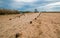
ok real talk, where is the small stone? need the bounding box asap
[9,19,12,20]
[35,18,37,20]
[30,21,32,24]
[15,33,22,38]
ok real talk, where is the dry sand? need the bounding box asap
[0,13,60,38]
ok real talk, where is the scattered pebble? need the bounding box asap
[30,21,32,24]
[15,33,22,38]
[35,18,37,20]
[9,18,12,20]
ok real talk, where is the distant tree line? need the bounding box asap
[34,9,39,13]
[0,8,39,15]
[20,9,39,13]
[0,8,20,15]
[20,11,33,13]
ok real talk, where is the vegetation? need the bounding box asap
[0,8,40,15]
[20,11,32,13]
[34,9,39,13]
[0,8,20,15]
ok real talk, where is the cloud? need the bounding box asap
[0,1,3,3]
[46,2,60,6]
[36,2,60,11]
[13,0,37,3]
[44,0,60,2]
[9,0,38,9]
[45,2,60,11]
[0,1,4,7]
[10,2,24,9]
[24,0,60,11]
[27,2,60,11]
[0,0,60,11]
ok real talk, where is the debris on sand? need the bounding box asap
[15,33,22,38]
[35,18,37,20]
[30,21,32,24]
[9,18,12,20]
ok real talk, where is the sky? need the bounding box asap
[0,0,60,11]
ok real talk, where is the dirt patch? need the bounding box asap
[0,13,60,38]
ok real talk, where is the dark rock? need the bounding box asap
[30,21,32,24]
[9,18,12,20]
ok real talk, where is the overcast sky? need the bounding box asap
[0,0,60,11]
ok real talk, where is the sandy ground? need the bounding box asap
[0,13,60,38]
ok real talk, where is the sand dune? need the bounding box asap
[0,13,60,38]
